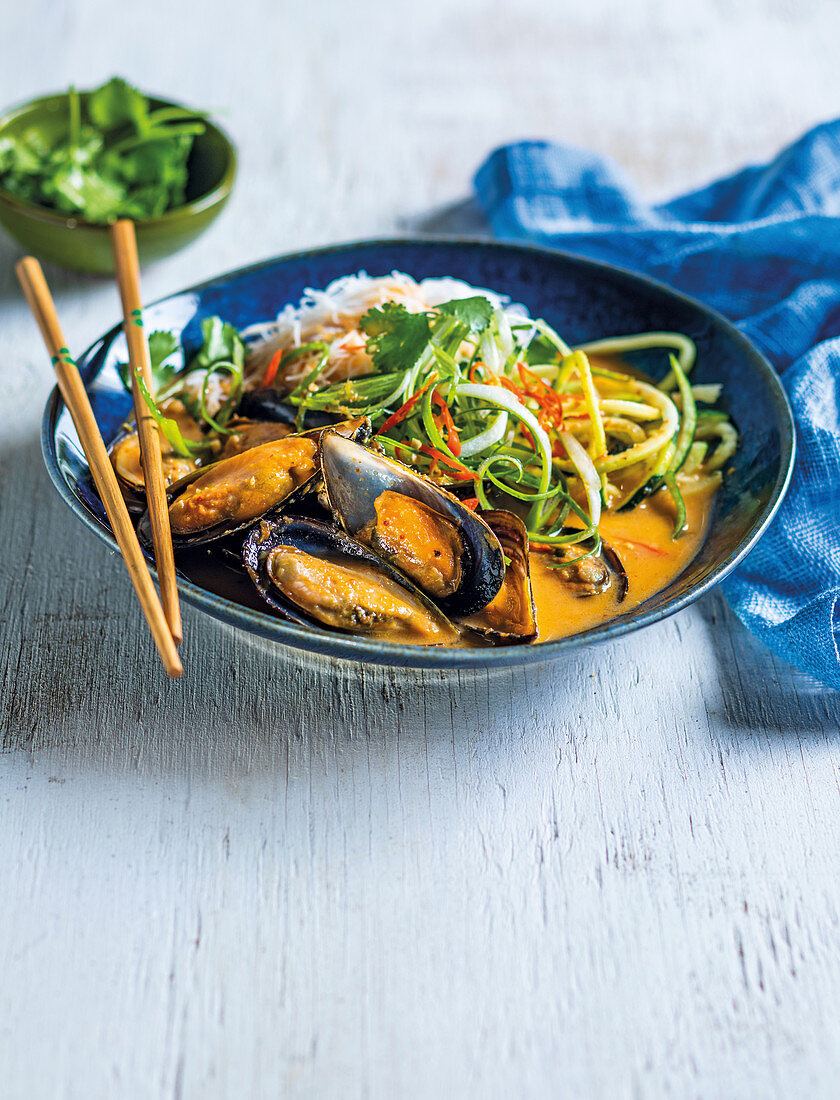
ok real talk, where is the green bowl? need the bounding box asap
[0,90,236,274]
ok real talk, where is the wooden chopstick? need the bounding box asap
[109,219,183,645]
[16,257,183,680]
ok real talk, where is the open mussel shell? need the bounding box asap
[108,421,205,513]
[137,418,372,550]
[319,432,504,618]
[243,515,460,646]
[457,510,537,644]
[137,436,318,550]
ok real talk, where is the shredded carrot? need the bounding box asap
[376,374,438,436]
[417,444,475,481]
[261,349,285,388]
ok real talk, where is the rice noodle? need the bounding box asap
[240,271,524,392]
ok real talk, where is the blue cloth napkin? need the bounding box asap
[474,124,840,690]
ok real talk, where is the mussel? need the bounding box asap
[243,516,459,646]
[237,387,339,429]
[541,540,628,602]
[319,432,505,617]
[108,400,208,508]
[458,510,537,643]
[219,417,294,458]
[138,418,371,549]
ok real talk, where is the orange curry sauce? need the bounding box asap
[528,479,717,642]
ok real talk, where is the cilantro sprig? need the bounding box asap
[0,77,206,223]
[119,315,246,458]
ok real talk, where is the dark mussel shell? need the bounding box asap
[601,541,629,603]
[137,419,372,551]
[319,432,504,618]
[242,515,459,644]
[458,510,537,643]
[237,387,339,430]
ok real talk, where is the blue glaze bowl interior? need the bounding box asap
[41,238,795,669]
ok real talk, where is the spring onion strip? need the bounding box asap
[531,527,598,547]
[458,409,509,459]
[532,319,573,358]
[421,388,452,458]
[530,495,598,545]
[475,456,568,504]
[199,361,242,434]
[286,345,330,400]
[558,430,601,527]
[134,369,213,459]
[545,533,604,570]
[288,352,331,429]
[456,383,553,528]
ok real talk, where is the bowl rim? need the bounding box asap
[0,88,237,229]
[40,235,796,669]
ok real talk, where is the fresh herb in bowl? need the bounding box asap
[0,77,206,223]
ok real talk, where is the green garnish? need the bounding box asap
[117,328,181,395]
[360,303,433,374]
[437,295,493,334]
[283,297,736,548]
[120,315,246,449]
[0,77,206,222]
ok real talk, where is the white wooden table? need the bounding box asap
[2,2,840,1096]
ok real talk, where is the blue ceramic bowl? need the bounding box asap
[41,238,795,669]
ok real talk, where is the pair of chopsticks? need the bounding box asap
[17,221,184,678]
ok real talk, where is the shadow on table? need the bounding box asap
[399,197,490,237]
[6,421,840,798]
[695,591,840,733]
[2,433,584,789]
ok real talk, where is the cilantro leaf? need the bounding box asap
[47,161,125,221]
[360,303,432,373]
[87,77,148,132]
[436,296,494,334]
[116,329,181,395]
[149,330,180,374]
[191,316,245,372]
